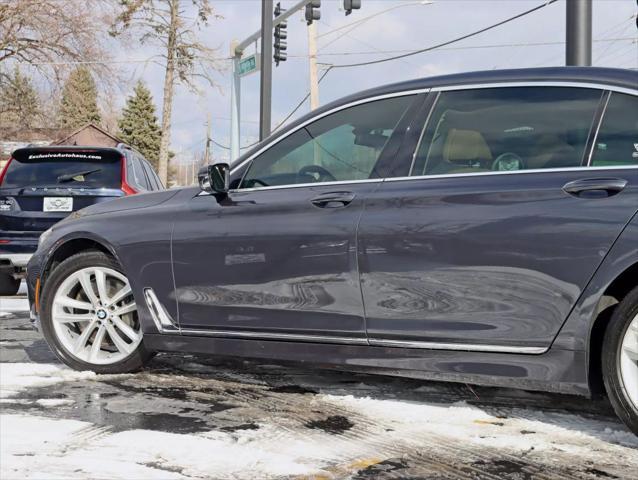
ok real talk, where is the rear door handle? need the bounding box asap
[310,191,356,208]
[562,178,627,197]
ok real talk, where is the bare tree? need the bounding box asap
[111,0,223,184]
[0,0,114,83]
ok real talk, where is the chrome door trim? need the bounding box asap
[179,328,370,345]
[586,91,612,166]
[368,338,547,354]
[385,165,638,184]
[152,323,547,354]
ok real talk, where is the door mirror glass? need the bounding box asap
[198,163,230,194]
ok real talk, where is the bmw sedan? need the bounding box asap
[26,67,638,434]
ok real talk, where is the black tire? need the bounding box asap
[0,273,20,296]
[602,285,638,435]
[40,250,153,374]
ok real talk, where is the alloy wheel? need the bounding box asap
[620,312,638,410]
[51,266,142,365]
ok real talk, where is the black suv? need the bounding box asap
[0,144,163,295]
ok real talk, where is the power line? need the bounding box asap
[284,37,635,58]
[323,0,560,69]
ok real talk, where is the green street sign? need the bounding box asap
[238,54,260,77]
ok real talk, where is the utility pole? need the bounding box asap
[307,21,320,110]
[566,0,592,66]
[230,40,241,162]
[204,113,212,164]
[260,0,274,141]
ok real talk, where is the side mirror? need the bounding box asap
[198,163,230,194]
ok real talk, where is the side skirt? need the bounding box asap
[143,333,590,397]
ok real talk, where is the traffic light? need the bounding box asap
[344,0,361,16]
[305,0,321,25]
[274,2,287,66]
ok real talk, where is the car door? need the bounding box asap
[358,85,638,351]
[171,94,418,340]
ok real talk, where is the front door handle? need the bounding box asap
[562,178,627,197]
[310,191,356,208]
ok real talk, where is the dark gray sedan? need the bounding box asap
[26,67,638,434]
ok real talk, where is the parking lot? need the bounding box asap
[0,286,637,480]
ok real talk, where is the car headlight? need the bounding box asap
[38,227,53,248]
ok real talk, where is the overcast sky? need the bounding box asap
[115,0,637,164]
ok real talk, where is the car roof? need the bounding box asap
[232,67,637,168]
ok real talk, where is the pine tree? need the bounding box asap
[59,66,101,129]
[0,68,41,130]
[118,81,162,170]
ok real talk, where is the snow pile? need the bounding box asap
[0,363,96,398]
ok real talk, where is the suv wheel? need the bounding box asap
[602,285,638,435]
[0,273,20,296]
[40,251,152,373]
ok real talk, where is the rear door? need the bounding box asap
[358,85,638,351]
[0,148,124,234]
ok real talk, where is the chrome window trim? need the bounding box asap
[229,177,382,193]
[430,81,637,96]
[408,91,440,176]
[387,165,638,183]
[586,91,612,167]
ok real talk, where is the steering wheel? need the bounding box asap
[297,164,337,183]
[492,152,525,172]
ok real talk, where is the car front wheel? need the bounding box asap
[40,251,152,373]
[602,285,638,435]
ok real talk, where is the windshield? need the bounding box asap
[1,150,121,189]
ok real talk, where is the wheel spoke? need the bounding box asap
[74,319,98,354]
[622,332,638,361]
[78,271,99,306]
[109,283,132,306]
[113,302,137,316]
[105,322,133,355]
[54,313,94,324]
[89,325,107,362]
[111,315,140,343]
[54,296,93,311]
[94,269,110,305]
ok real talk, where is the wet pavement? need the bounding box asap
[1,298,638,479]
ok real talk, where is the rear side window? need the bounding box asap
[128,156,150,191]
[591,93,638,167]
[1,150,121,189]
[141,160,160,190]
[411,87,602,176]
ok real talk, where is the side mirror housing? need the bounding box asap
[198,163,230,194]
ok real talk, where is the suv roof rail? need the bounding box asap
[117,143,133,151]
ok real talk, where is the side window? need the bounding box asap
[241,96,414,188]
[131,155,150,190]
[141,159,159,190]
[591,93,638,167]
[411,87,602,177]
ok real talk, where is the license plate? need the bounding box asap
[43,197,73,212]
